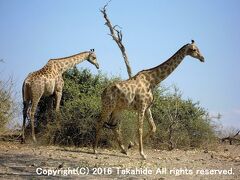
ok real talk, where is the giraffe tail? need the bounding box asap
[103,113,118,129]
[22,80,31,110]
[22,80,31,142]
[103,122,117,129]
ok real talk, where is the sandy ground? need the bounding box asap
[0,140,239,179]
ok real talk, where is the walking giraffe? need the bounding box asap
[93,40,204,159]
[22,49,99,143]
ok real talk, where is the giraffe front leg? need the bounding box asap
[138,108,146,160]
[113,125,127,155]
[143,108,156,141]
[55,78,63,112]
[55,90,62,112]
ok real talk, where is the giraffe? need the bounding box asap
[22,49,99,143]
[93,40,204,159]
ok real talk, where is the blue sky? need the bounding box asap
[0,0,239,128]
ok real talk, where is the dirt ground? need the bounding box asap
[0,140,239,179]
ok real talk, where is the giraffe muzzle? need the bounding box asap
[199,56,205,62]
[95,63,100,69]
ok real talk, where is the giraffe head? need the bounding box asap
[186,40,205,62]
[87,49,99,69]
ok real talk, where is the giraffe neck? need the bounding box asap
[146,44,188,89]
[48,51,90,74]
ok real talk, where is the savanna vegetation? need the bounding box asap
[27,67,217,150]
[0,0,226,151]
[0,76,18,133]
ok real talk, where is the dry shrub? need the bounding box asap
[31,68,216,150]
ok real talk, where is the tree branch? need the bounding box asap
[100,1,132,78]
[221,130,240,145]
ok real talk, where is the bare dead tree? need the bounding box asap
[100,1,132,78]
[221,130,240,145]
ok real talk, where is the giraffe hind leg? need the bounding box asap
[137,107,147,160]
[128,109,156,149]
[110,110,127,155]
[113,127,127,155]
[29,93,42,143]
[29,102,37,143]
[143,108,156,141]
[94,85,119,154]
[93,109,112,154]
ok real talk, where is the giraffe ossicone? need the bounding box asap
[93,40,204,159]
[22,50,99,143]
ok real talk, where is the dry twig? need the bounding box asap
[100,1,132,78]
[221,130,240,145]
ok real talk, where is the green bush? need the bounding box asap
[35,68,116,147]
[34,68,216,149]
[151,86,215,149]
[0,77,17,133]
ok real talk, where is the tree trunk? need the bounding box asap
[100,2,132,78]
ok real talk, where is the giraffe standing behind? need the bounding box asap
[93,40,205,159]
[22,49,99,143]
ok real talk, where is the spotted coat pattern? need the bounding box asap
[22,50,99,142]
[93,41,204,159]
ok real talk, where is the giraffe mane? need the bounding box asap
[138,43,189,74]
[48,51,90,61]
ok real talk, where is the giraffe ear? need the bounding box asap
[191,40,195,44]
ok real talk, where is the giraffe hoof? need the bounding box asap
[141,153,147,160]
[32,137,37,143]
[121,149,127,155]
[21,137,25,144]
[128,141,134,149]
